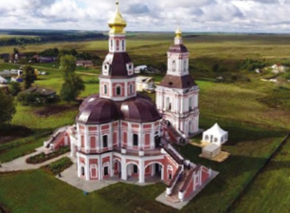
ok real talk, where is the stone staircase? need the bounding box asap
[167,168,192,203]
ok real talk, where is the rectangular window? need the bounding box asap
[133,134,139,146]
[104,166,109,176]
[103,135,108,148]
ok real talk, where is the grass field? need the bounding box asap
[232,137,290,213]
[1,33,290,213]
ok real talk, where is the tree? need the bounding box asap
[13,47,19,54]
[9,82,21,96]
[60,55,77,78]
[60,55,85,103]
[0,90,16,126]
[61,74,85,103]
[22,65,36,90]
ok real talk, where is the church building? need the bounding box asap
[46,1,214,204]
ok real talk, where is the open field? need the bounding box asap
[0,33,290,213]
[232,137,290,213]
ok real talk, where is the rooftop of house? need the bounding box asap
[24,87,56,96]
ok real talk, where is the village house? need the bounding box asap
[76,60,94,67]
[9,53,27,63]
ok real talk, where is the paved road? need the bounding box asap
[0,147,70,172]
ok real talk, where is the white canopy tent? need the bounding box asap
[202,123,228,146]
[0,76,7,84]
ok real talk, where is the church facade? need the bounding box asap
[47,2,214,204]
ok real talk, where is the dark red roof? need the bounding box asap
[79,94,100,112]
[77,98,119,125]
[77,93,161,125]
[159,74,196,89]
[168,44,188,53]
[120,97,161,123]
[100,52,136,79]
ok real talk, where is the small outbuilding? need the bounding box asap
[202,123,228,146]
[202,143,221,159]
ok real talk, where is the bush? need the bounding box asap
[239,59,267,71]
[17,92,43,106]
[17,92,59,106]
[26,146,70,164]
[9,82,21,96]
[44,157,73,175]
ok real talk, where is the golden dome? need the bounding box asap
[108,1,127,34]
[175,26,182,38]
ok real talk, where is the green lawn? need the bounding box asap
[232,137,290,213]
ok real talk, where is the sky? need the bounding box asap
[0,0,289,33]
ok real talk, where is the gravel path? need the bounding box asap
[0,147,70,172]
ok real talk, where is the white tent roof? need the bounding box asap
[0,76,7,83]
[204,123,228,136]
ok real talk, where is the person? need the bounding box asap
[58,173,62,178]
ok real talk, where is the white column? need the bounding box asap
[180,96,184,114]
[110,153,114,177]
[85,157,90,181]
[139,125,142,150]
[150,123,154,149]
[85,126,89,152]
[98,155,102,180]
[139,160,145,184]
[121,157,127,180]
[128,123,132,149]
[77,156,81,177]
[109,123,113,150]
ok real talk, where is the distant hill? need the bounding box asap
[0,30,107,47]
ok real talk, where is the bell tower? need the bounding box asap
[156,27,200,138]
[99,0,136,101]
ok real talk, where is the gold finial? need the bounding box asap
[175,26,182,38]
[108,0,127,34]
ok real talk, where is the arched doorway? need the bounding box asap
[126,162,139,181]
[113,159,122,178]
[144,162,164,183]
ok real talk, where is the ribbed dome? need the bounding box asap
[77,98,119,125]
[120,97,161,123]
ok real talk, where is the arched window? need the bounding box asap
[166,97,171,111]
[205,135,209,141]
[104,84,108,95]
[116,86,121,96]
[133,134,139,146]
[130,84,133,95]
[172,60,176,72]
[122,40,125,50]
[103,135,108,148]
[110,39,113,50]
[189,97,193,111]
[116,39,120,51]
[184,60,187,72]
